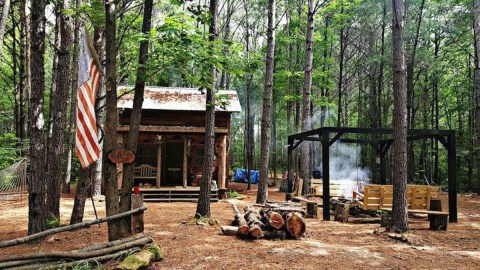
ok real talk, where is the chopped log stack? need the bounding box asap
[223,202,306,240]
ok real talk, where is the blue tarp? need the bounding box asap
[233,168,259,184]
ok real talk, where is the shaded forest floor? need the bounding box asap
[0,182,480,269]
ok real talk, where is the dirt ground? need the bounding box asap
[1,183,480,269]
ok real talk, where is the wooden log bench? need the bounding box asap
[380,208,449,230]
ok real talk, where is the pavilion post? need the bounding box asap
[447,134,457,222]
[287,138,294,193]
[322,131,330,221]
[380,146,387,185]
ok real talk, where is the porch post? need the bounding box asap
[156,139,162,188]
[218,135,227,189]
[183,137,188,188]
[322,131,330,221]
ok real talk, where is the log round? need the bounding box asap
[285,212,306,239]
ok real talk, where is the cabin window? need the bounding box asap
[136,146,156,167]
[194,147,205,166]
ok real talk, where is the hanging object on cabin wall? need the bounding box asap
[108,146,136,164]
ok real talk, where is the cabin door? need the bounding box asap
[164,142,184,186]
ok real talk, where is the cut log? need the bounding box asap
[285,212,306,239]
[249,224,264,238]
[118,243,163,270]
[429,215,448,231]
[0,207,147,249]
[221,225,241,236]
[230,203,249,235]
[334,203,350,223]
[285,193,294,201]
[263,211,284,229]
[306,202,318,218]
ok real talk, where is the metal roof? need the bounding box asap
[117,86,242,112]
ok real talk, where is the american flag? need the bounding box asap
[75,27,101,168]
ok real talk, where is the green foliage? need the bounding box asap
[0,133,20,171]
[45,213,61,229]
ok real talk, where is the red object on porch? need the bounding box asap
[134,187,140,195]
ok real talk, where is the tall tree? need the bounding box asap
[28,0,47,235]
[256,0,276,204]
[46,0,72,220]
[300,0,315,195]
[474,0,480,194]
[391,0,409,232]
[243,0,254,190]
[196,0,218,217]
[0,0,11,62]
[119,0,154,236]
[104,0,121,241]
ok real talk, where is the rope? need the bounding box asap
[0,159,27,199]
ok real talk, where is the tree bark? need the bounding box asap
[391,0,409,232]
[70,168,90,224]
[28,0,47,235]
[0,0,11,61]
[64,0,81,194]
[474,0,480,194]
[104,0,121,241]
[256,0,276,204]
[119,0,154,237]
[300,0,315,195]
[46,0,72,219]
[196,0,218,217]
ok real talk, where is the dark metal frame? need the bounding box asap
[287,127,457,223]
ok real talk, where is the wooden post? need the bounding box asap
[156,141,162,188]
[447,134,457,222]
[183,137,188,188]
[322,131,330,221]
[131,194,144,234]
[218,135,227,189]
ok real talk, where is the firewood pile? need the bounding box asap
[221,202,306,240]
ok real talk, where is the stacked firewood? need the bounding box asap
[221,202,306,240]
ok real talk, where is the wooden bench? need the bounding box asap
[134,164,157,180]
[354,184,441,211]
[380,208,449,230]
[310,178,358,197]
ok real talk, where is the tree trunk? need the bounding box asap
[337,1,345,127]
[46,0,72,220]
[118,0,154,238]
[256,0,276,204]
[0,0,11,61]
[104,0,121,241]
[196,0,218,217]
[474,0,480,194]
[64,0,81,194]
[70,168,90,224]
[300,0,315,195]
[243,0,253,190]
[28,0,47,235]
[391,0,409,232]
[406,0,425,181]
[92,25,106,197]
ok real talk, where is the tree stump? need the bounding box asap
[334,203,350,223]
[429,199,447,230]
[218,188,228,200]
[380,213,392,228]
[285,193,294,201]
[306,202,318,218]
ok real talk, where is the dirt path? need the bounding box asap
[0,183,479,269]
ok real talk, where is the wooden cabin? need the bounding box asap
[116,86,241,191]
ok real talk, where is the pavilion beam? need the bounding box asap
[287,139,294,193]
[328,131,345,146]
[447,134,457,222]
[322,131,330,221]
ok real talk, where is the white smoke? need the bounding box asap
[314,143,371,199]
